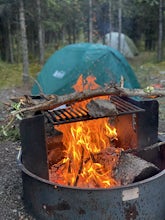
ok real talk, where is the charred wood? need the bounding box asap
[113,152,160,185]
[47,133,65,166]
[87,99,118,118]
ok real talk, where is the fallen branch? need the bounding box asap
[11,85,165,116]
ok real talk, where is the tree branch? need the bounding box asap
[11,86,165,116]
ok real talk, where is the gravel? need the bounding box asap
[0,141,35,220]
[0,88,36,220]
[0,87,164,220]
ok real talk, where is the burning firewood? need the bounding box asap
[93,147,122,171]
[113,152,160,185]
[48,147,66,166]
[47,131,66,166]
[74,146,84,186]
[86,99,118,118]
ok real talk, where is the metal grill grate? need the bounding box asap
[44,96,144,125]
[110,96,144,114]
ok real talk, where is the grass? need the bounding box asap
[0,61,42,89]
[128,52,165,88]
[0,45,60,90]
[0,62,22,88]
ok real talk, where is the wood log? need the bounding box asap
[113,152,160,185]
[48,147,65,166]
[46,131,65,166]
[93,147,122,169]
[86,99,118,118]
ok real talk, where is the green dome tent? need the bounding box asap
[32,43,140,95]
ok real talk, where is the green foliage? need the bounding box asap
[0,125,20,141]
[0,100,21,138]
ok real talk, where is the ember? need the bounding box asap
[49,75,123,188]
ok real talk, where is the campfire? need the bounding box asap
[49,118,122,188]
[48,75,122,188]
[47,75,159,188]
[18,74,165,220]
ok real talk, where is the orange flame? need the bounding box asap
[49,75,122,188]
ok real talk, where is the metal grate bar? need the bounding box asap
[110,96,144,115]
[79,106,89,114]
[73,107,88,116]
[64,108,77,118]
[52,110,65,120]
[44,96,145,125]
[58,109,72,119]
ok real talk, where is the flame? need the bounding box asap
[49,75,122,188]
[72,75,100,92]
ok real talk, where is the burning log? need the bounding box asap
[113,152,160,185]
[93,147,122,170]
[47,131,66,166]
[74,146,84,186]
[86,99,118,118]
[48,147,65,166]
[48,142,160,187]
[46,130,63,150]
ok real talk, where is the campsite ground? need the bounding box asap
[0,88,36,220]
[0,52,165,219]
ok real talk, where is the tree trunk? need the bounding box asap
[108,0,112,46]
[19,0,29,84]
[72,21,76,43]
[118,0,122,52]
[89,0,93,43]
[8,19,14,63]
[157,0,163,62]
[62,27,66,45]
[36,0,45,65]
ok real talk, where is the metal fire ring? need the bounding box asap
[17,147,165,220]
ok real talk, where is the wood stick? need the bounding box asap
[10,86,165,116]
[74,146,84,186]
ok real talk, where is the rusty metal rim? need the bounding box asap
[17,149,165,191]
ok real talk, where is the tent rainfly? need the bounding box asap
[105,32,139,59]
[32,43,140,96]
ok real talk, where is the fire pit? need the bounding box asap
[18,76,165,219]
[18,98,165,220]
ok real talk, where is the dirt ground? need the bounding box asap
[0,86,165,220]
[0,88,36,220]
